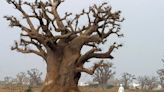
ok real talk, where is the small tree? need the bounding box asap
[157,69,164,89]
[137,76,146,89]
[27,68,42,86]
[144,76,158,90]
[4,76,13,88]
[16,72,29,92]
[121,72,135,89]
[16,72,29,86]
[93,61,115,88]
[157,59,164,89]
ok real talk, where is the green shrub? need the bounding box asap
[25,86,32,92]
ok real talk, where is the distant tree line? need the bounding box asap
[0,68,42,91]
[89,59,164,91]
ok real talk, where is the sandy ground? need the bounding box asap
[0,86,163,92]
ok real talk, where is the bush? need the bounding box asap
[106,85,114,89]
[25,86,32,92]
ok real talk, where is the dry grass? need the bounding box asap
[0,86,163,92]
[80,87,164,92]
[0,86,40,92]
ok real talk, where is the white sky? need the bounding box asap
[0,0,164,82]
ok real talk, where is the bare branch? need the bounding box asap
[76,47,101,66]
[51,0,66,34]
[77,60,108,75]
[11,41,46,59]
[77,43,122,66]
[5,0,123,67]
[20,39,47,58]
[11,1,35,31]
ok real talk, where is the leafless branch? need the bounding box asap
[77,60,107,75]
[77,43,122,67]
[11,41,47,59]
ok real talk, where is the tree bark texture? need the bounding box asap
[41,45,81,92]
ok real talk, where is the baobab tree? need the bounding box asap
[5,0,124,92]
[93,61,115,88]
[121,72,135,89]
[27,68,43,86]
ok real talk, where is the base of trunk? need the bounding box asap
[41,72,81,92]
[41,84,80,92]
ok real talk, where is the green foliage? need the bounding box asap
[25,86,33,92]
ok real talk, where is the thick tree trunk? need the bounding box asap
[41,70,81,92]
[41,46,81,92]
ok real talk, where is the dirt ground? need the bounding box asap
[0,86,163,92]
[80,87,164,92]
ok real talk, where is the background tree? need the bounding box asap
[27,68,43,86]
[121,72,135,89]
[16,72,29,92]
[5,0,123,92]
[157,59,164,89]
[93,61,115,88]
[144,76,158,90]
[16,72,29,86]
[137,76,147,89]
[4,76,13,88]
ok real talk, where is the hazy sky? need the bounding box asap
[0,0,164,82]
